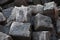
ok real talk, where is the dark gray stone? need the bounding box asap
[58,39,60,40]
[33,31,51,40]
[0,32,13,40]
[0,12,6,22]
[41,0,52,4]
[33,0,42,4]
[0,21,12,34]
[34,13,53,31]
[43,1,58,19]
[0,0,8,5]
[3,2,14,9]
[14,0,28,6]
[28,4,43,14]
[9,22,31,40]
[2,7,14,18]
[57,17,60,34]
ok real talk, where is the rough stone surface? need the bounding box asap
[57,17,60,34]
[0,21,12,34]
[15,6,32,22]
[14,0,28,6]
[33,31,51,40]
[34,13,53,31]
[41,0,52,4]
[43,1,58,19]
[0,12,6,22]
[0,32,13,40]
[9,22,31,37]
[33,0,42,5]
[29,4,43,14]
[2,7,14,18]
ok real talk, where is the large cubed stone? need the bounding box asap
[16,6,32,22]
[33,31,51,40]
[9,22,31,40]
[43,1,58,20]
[0,32,13,40]
[34,13,53,31]
[29,4,43,14]
[2,7,14,18]
[7,6,32,23]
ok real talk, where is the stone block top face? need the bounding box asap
[9,22,31,37]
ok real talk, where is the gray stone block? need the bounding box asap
[33,0,42,4]
[14,0,28,6]
[34,13,53,31]
[16,6,32,22]
[9,22,31,40]
[0,32,13,40]
[43,1,58,19]
[7,6,32,23]
[0,12,6,22]
[41,0,52,4]
[33,31,51,40]
[2,7,14,18]
[57,17,60,35]
[28,4,43,14]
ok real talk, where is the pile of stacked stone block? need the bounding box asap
[0,0,60,40]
